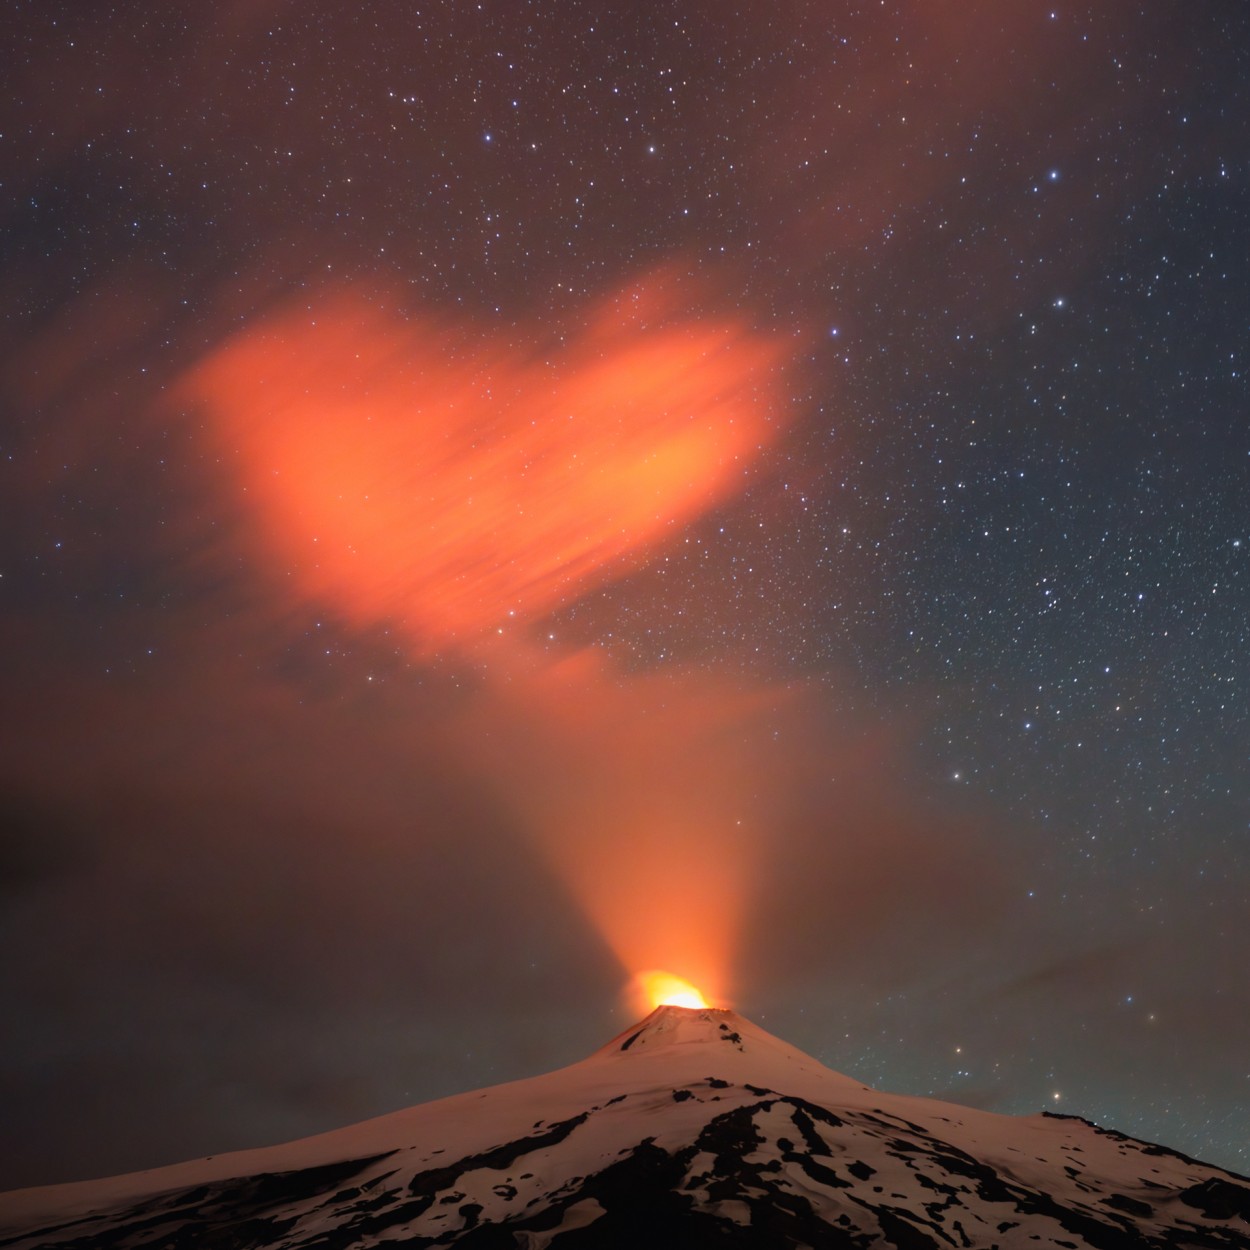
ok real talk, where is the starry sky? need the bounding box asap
[2,1,1248,1191]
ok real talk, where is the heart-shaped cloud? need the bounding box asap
[180,272,788,654]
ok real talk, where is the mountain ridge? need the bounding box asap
[2,1005,1247,1248]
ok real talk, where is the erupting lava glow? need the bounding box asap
[638,970,711,1011]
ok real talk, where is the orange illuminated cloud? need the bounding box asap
[180,274,787,653]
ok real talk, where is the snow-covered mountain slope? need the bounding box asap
[2,1005,1248,1247]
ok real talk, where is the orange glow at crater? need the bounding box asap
[638,970,710,1011]
[179,273,787,653]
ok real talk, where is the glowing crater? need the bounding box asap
[638,970,710,1010]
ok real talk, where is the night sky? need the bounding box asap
[3,2,1248,1191]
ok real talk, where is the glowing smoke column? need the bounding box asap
[179,273,793,1002]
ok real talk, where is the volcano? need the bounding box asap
[2,1005,1247,1248]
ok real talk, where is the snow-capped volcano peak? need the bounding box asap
[591,1003,839,1079]
[3,1007,1249,1248]
[596,1004,757,1055]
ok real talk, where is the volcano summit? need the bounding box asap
[1,1005,1247,1248]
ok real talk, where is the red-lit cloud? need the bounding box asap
[179,274,787,654]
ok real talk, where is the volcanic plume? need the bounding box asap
[173,271,799,998]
